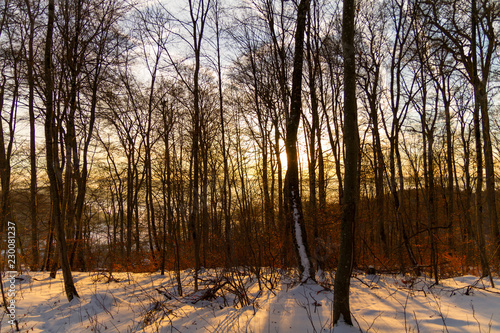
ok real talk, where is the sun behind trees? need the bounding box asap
[1,0,499,314]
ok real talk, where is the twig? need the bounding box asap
[471,303,481,332]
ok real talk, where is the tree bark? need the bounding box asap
[214,0,232,266]
[284,0,314,283]
[44,0,79,301]
[333,0,357,326]
[186,0,210,291]
[471,0,493,285]
[24,0,39,270]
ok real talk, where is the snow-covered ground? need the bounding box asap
[1,269,499,332]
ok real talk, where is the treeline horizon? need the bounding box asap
[1,0,500,294]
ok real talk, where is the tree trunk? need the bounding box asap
[25,0,39,270]
[306,15,319,252]
[214,0,232,266]
[471,0,492,285]
[478,85,499,258]
[440,71,454,249]
[0,74,13,233]
[284,0,314,283]
[44,0,79,301]
[333,0,357,326]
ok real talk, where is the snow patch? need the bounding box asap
[292,190,311,282]
[6,271,500,332]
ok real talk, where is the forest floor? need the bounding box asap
[1,269,499,332]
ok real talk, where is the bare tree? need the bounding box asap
[418,0,499,283]
[22,0,43,270]
[133,2,172,259]
[357,0,388,255]
[382,0,419,273]
[43,0,79,301]
[212,0,232,266]
[159,0,212,291]
[285,0,315,282]
[333,0,357,325]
